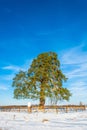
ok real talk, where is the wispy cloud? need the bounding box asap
[1,59,32,81]
[69,82,87,104]
[2,65,21,71]
[60,44,87,79]
[66,63,87,79]
[61,44,87,65]
[2,59,32,72]
[0,84,9,91]
[60,44,87,104]
[69,81,87,93]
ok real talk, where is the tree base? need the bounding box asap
[38,105,45,112]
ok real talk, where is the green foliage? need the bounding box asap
[12,52,71,106]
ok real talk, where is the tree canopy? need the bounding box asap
[12,52,71,107]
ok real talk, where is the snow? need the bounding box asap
[0,110,87,130]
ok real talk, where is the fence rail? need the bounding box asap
[0,105,86,113]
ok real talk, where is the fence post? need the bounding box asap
[28,102,32,113]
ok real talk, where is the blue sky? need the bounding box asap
[0,0,87,105]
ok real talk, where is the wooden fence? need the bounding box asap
[0,105,86,113]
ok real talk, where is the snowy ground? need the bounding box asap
[0,110,87,130]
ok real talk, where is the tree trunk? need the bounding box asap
[39,97,45,108]
[39,89,45,109]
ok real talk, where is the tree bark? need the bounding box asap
[39,85,45,109]
[39,97,45,108]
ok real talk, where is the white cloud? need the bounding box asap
[1,59,33,81]
[2,59,32,72]
[60,44,87,80]
[2,65,21,71]
[68,82,87,104]
[61,44,87,65]
[66,64,87,79]
[0,84,9,91]
[59,44,87,104]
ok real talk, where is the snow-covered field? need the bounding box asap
[0,110,87,130]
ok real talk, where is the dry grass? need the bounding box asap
[42,119,49,122]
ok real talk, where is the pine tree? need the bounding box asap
[12,52,71,107]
